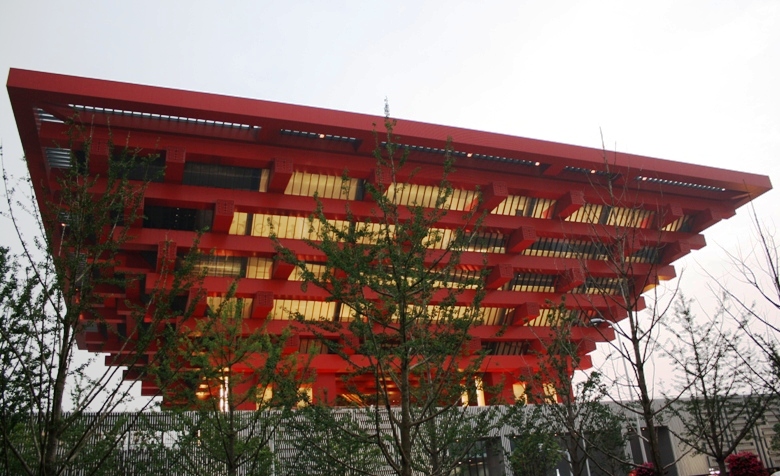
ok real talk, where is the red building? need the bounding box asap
[7,68,771,407]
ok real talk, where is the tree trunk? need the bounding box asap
[717,458,727,476]
[400,356,412,476]
[634,340,664,476]
[44,322,72,476]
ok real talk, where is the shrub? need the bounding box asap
[634,462,654,476]
[725,451,768,476]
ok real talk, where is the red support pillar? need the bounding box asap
[212,199,235,233]
[87,138,109,175]
[507,226,537,253]
[313,373,338,405]
[653,203,683,229]
[164,147,186,183]
[187,287,208,317]
[156,241,177,273]
[482,372,518,405]
[486,263,514,290]
[250,291,274,319]
[272,257,295,280]
[553,190,585,219]
[556,268,585,293]
[469,181,508,213]
[268,158,294,193]
[511,302,540,325]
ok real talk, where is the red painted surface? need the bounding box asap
[7,68,772,406]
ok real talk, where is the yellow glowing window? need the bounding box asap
[462,377,486,407]
[385,183,476,211]
[229,213,351,239]
[492,195,555,219]
[543,383,558,401]
[290,264,327,281]
[256,386,273,410]
[297,386,313,407]
[245,257,273,279]
[206,297,253,319]
[285,172,358,200]
[269,299,337,321]
[229,212,249,235]
[565,203,603,224]
[607,207,653,228]
[479,308,507,326]
[662,215,692,232]
[525,308,562,327]
[513,383,527,403]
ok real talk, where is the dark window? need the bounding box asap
[144,205,213,231]
[183,162,262,190]
[120,154,165,182]
[457,438,505,476]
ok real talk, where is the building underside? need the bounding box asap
[7,68,772,407]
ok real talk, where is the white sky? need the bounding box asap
[2,0,779,401]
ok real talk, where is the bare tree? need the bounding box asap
[715,205,780,391]
[663,295,775,476]
[569,147,689,476]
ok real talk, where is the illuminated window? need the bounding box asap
[206,297,253,319]
[513,383,527,403]
[218,370,229,412]
[285,172,359,200]
[270,299,338,321]
[565,203,604,224]
[385,183,476,211]
[193,255,247,278]
[662,215,692,232]
[256,386,273,410]
[492,195,555,219]
[525,308,561,327]
[607,206,653,228]
[298,386,313,407]
[228,213,352,240]
[245,257,273,279]
[462,376,486,407]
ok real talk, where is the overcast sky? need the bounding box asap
[2,1,779,398]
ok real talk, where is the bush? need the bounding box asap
[725,451,768,476]
[633,462,654,476]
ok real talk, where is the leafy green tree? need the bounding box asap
[507,404,561,476]
[664,296,775,476]
[0,131,199,475]
[147,293,306,476]
[280,404,384,476]
[276,109,513,476]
